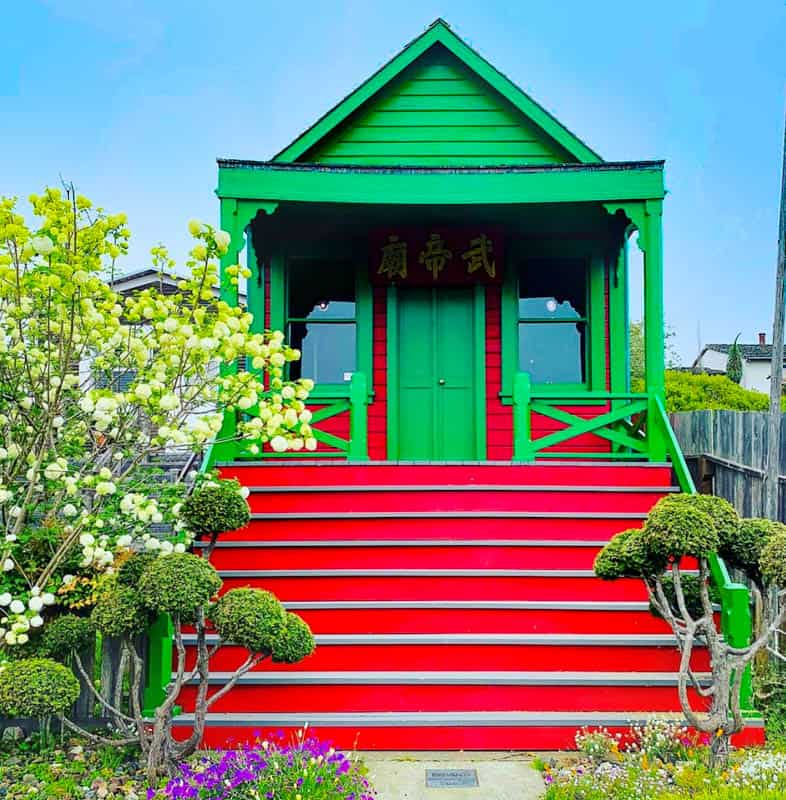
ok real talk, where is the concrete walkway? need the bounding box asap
[362,751,546,800]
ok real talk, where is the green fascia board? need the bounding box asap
[216,161,665,206]
[271,19,602,165]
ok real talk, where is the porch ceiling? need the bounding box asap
[216,160,665,207]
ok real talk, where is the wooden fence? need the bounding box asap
[670,410,786,521]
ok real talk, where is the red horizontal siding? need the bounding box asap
[369,287,387,459]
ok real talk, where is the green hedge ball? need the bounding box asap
[0,658,80,717]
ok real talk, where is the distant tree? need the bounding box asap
[727,334,743,384]
[629,321,681,383]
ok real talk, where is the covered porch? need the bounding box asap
[213,160,670,464]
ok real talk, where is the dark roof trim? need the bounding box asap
[217,159,664,175]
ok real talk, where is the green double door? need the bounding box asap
[396,288,480,460]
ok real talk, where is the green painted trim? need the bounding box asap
[356,262,373,394]
[500,262,518,402]
[609,245,628,395]
[531,398,648,452]
[512,372,532,461]
[348,371,370,461]
[312,428,349,450]
[277,254,371,399]
[642,202,666,461]
[504,251,600,397]
[530,402,647,452]
[307,385,351,400]
[386,288,399,460]
[271,19,601,164]
[588,253,606,392]
[531,390,647,400]
[142,612,173,716]
[246,234,265,385]
[473,285,487,459]
[309,400,352,424]
[212,199,241,464]
[217,162,665,206]
[270,253,285,332]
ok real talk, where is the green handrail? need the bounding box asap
[142,443,216,716]
[653,396,753,709]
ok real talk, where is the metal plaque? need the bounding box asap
[425,768,479,788]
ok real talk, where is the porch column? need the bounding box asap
[641,199,666,460]
[214,199,275,462]
[212,198,243,462]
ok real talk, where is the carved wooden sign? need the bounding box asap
[370,229,504,286]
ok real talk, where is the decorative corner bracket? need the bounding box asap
[602,200,663,255]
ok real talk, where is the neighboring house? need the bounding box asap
[693,333,785,393]
[109,268,247,304]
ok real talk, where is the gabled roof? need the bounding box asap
[702,343,783,362]
[272,18,602,165]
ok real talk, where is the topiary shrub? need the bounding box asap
[91,579,152,638]
[181,479,250,539]
[722,518,784,582]
[759,532,786,587]
[0,658,80,717]
[41,614,94,661]
[643,495,720,559]
[138,553,221,617]
[272,612,316,664]
[649,574,721,621]
[689,495,740,553]
[594,528,667,580]
[117,551,159,588]
[211,588,286,653]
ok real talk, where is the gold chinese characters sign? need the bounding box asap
[370,229,504,286]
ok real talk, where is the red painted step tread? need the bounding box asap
[175,683,706,714]
[225,517,646,541]
[217,574,652,602]
[183,644,710,673]
[260,607,674,635]
[219,463,673,488]
[244,490,668,514]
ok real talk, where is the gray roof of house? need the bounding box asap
[704,343,782,362]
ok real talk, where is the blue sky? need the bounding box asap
[2,0,784,362]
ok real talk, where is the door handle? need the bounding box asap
[438,379,446,386]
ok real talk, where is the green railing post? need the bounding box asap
[641,201,667,462]
[142,612,173,716]
[348,371,369,461]
[513,372,533,462]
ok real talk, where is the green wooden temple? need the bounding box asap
[168,19,757,750]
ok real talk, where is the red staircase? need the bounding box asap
[173,461,758,749]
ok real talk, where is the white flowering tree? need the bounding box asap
[0,187,315,646]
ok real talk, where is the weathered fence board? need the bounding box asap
[671,410,786,520]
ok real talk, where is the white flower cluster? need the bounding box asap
[0,587,56,645]
[725,750,786,792]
